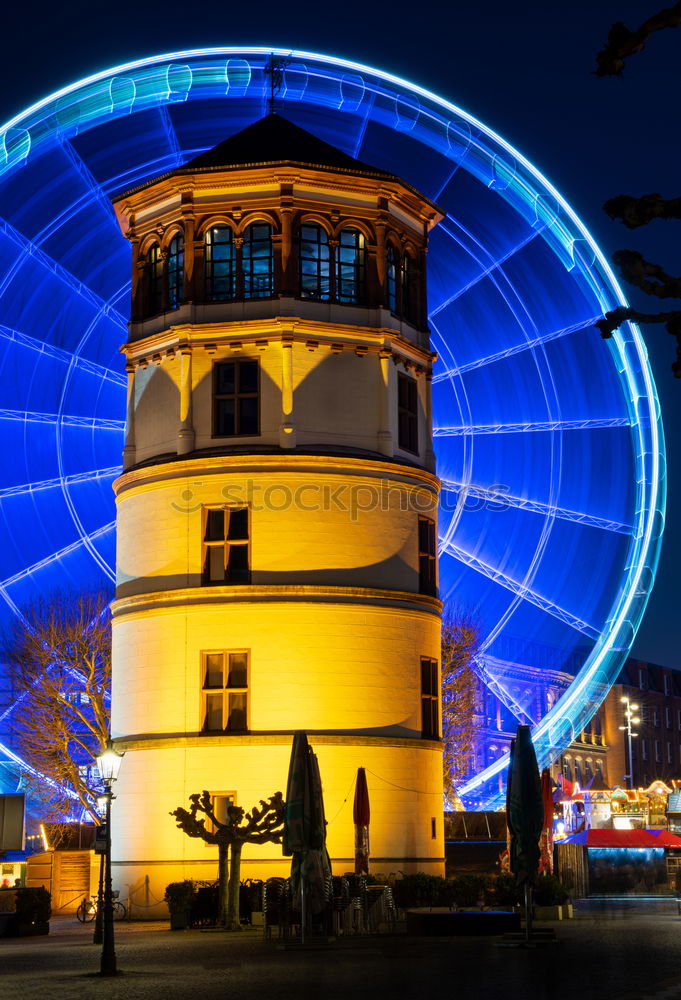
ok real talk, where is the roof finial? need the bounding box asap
[264,53,291,115]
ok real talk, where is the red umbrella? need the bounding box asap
[353,767,370,875]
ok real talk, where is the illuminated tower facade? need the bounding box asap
[110,115,444,909]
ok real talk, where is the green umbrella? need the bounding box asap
[506,725,544,942]
[283,732,330,941]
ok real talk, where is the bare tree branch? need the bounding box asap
[595,2,681,76]
[441,610,481,807]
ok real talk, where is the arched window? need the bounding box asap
[242,223,273,299]
[402,251,415,322]
[574,759,582,784]
[336,227,365,304]
[167,233,184,309]
[147,243,163,315]
[205,226,236,301]
[299,224,330,300]
[386,243,398,312]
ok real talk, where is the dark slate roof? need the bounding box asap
[179,113,395,179]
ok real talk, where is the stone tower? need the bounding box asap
[110,115,444,911]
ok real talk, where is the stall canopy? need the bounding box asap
[562,829,678,848]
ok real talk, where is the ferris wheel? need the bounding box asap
[0,49,664,808]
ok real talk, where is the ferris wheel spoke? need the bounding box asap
[157,105,184,166]
[432,315,602,382]
[0,409,124,430]
[434,416,631,436]
[55,136,122,235]
[351,92,376,159]
[0,467,120,501]
[0,216,127,328]
[0,520,116,590]
[440,536,600,640]
[441,479,631,534]
[0,322,126,387]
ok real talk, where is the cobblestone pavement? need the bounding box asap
[1,906,681,1000]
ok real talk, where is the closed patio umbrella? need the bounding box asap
[353,767,370,875]
[506,725,544,942]
[283,732,330,942]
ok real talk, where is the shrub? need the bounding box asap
[392,873,447,908]
[533,874,569,906]
[164,881,195,913]
[451,874,488,908]
[14,887,51,925]
[486,873,521,907]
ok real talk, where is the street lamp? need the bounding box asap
[619,696,640,790]
[95,740,124,977]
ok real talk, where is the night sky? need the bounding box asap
[1,0,678,666]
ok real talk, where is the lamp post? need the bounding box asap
[619,696,640,790]
[95,741,124,977]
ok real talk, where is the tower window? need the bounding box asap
[202,507,250,585]
[398,373,418,453]
[418,516,437,597]
[335,227,365,304]
[147,243,163,315]
[214,360,259,437]
[299,224,330,300]
[242,223,274,299]
[421,657,439,739]
[202,651,248,732]
[402,252,415,322]
[206,225,236,301]
[386,244,398,312]
[167,233,184,309]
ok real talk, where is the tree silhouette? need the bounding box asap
[441,610,481,807]
[171,790,284,929]
[594,4,681,376]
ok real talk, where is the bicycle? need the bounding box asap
[76,891,126,922]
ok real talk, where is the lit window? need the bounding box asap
[214,360,259,437]
[242,223,274,299]
[299,224,330,300]
[205,226,236,301]
[202,507,250,585]
[401,252,415,322]
[147,243,163,314]
[398,373,418,453]
[205,793,237,835]
[202,651,248,732]
[418,516,437,597]
[574,759,582,784]
[421,657,439,739]
[386,244,398,312]
[167,233,184,309]
[335,228,365,304]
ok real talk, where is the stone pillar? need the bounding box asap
[177,345,195,455]
[123,363,136,470]
[279,335,296,448]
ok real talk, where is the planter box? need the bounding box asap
[534,905,564,921]
[250,911,264,927]
[169,911,190,931]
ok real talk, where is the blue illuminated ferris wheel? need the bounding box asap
[0,49,664,808]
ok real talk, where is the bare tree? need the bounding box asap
[3,591,111,822]
[594,5,681,376]
[170,790,284,929]
[441,611,481,807]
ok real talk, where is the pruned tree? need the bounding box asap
[170,790,284,929]
[3,591,111,822]
[441,611,481,808]
[594,5,681,376]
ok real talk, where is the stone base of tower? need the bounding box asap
[111,736,444,919]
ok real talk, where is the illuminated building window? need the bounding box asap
[299,224,330,300]
[386,244,398,312]
[205,792,237,834]
[205,225,236,301]
[398,373,418,453]
[562,757,571,780]
[214,360,259,437]
[335,228,365,304]
[147,243,163,314]
[202,507,250,585]
[418,516,437,597]
[242,222,274,299]
[574,759,582,784]
[201,651,248,732]
[401,252,415,322]
[421,657,439,739]
[167,233,184,309]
